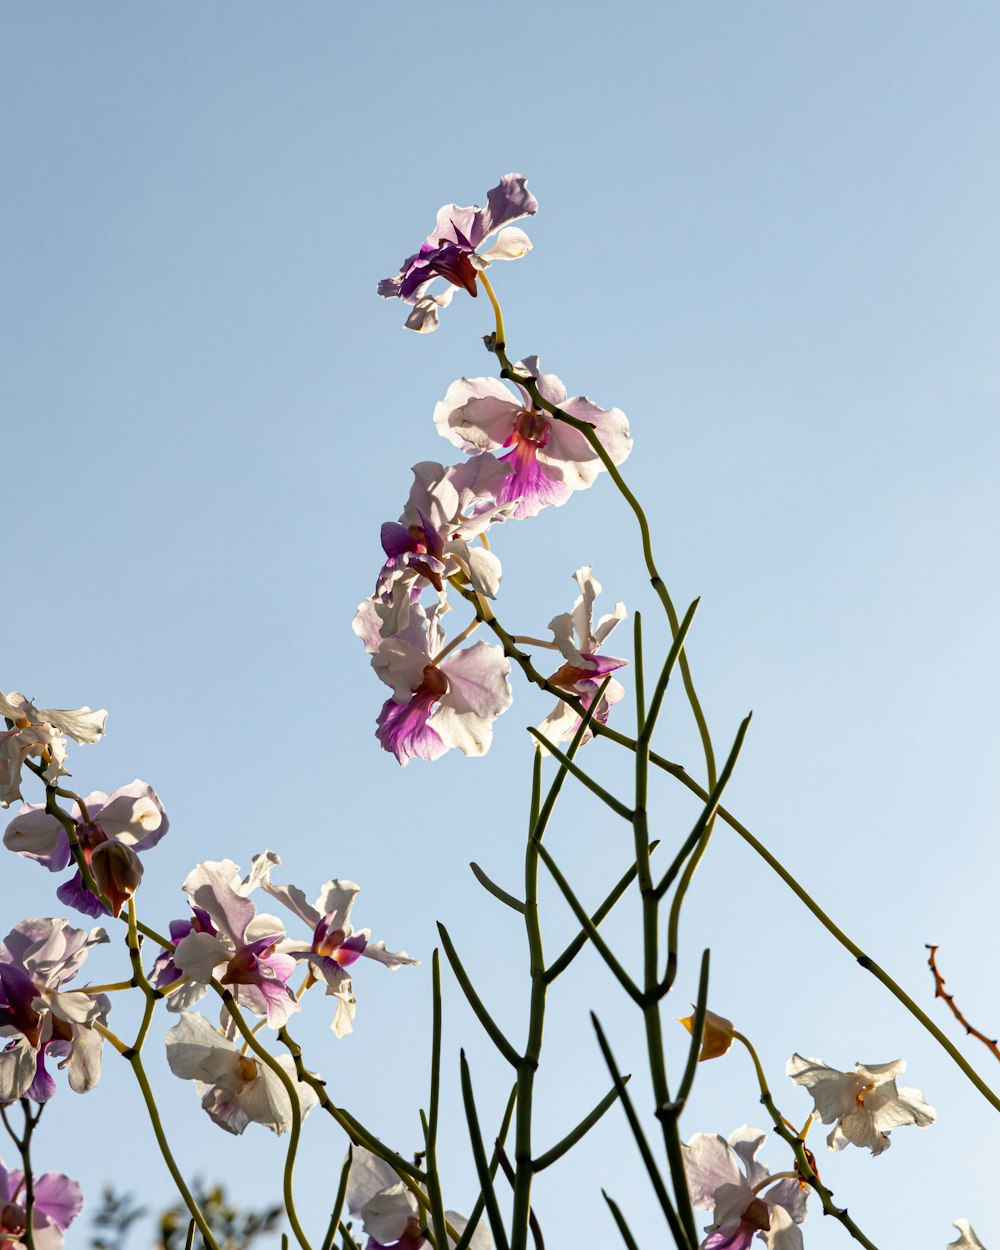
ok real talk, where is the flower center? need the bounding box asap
[419,665,450,701]
[0,1202,26,1236]
[513,408,551,449]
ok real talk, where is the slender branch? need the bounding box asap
[452,1085,517,1250]
[424,951,450,1250]
[460,1051,511,1250]
[533,1077,631,1171]
[602,1191,642,1250]
[926,944,1000,1062]
[527,728,633,820]
[496,1145,544,1250]
[470,862,525,914]
[437,922,521,1068]
[320,1153,352,1250]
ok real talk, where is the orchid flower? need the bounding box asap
[950,1220,987,1249]
[684,1126,808,1250]
[0,1157,82,1250]
[375,456,516,637]
[0,919,109,1103]
[433,358,632,519]
[0,692,107,809]
[154,857,298,1028]
[786,1054,935,1155]
[164,1012,317,1136]
[535,567,628,748]
[378,174,537,333]
[254,853,417,1037]
[4,781,168,918]
[345,1147,492,1249]
[355,599,512,766]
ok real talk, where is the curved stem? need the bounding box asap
[213,985,313,1250]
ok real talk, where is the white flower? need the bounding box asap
[536,567,627,749]
[164,1012,316,1135]
[0,692,107,808]
[345,1147,492,1248]
[786,1054,935,1155]
[684,1126,807,1250]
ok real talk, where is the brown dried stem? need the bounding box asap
[926,944,1000,1062]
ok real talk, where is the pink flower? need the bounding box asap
[355,600,512,766]
[378,174,537,333]
[0,1157,83,1250]
[433,358,632,519]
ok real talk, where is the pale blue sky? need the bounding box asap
[3,4,1000,1247]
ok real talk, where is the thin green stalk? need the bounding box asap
[320,1154,352,1250]
[591,1014,691,1250]
[534,840,642,1005]
[673,949,710,1109]
[735,1032,880,1250]
[532,1078,630,1171]
[339,1223,361,1250]
[527,728,633,820]
[661,716,752,994]
[545,840,660,983]
[452,1084,517,1250]
[18,1100,39,1250]
[470,862,525,913]
[460,1051,511,1250]
[424,951,450,1250]
[437,922,521,1068]
[602,1191,642,1250]
[277,1026,425,1183]
[214,985,313,1250]
[130,1052,220,1250]
[511,751,545,1250]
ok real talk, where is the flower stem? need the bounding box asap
[478,271,506,349]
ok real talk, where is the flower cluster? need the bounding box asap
[361,176,633,765]
[0,1156,82,1250]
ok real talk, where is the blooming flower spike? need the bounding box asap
[434,359,632,519]
[786,1054,935,1155]
[378,174,537,333]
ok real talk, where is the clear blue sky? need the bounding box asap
[4,4,1000,1247]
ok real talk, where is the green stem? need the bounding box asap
[424,951,450,1250]
[460,1051,511,1250]
[511,752,545,1250]
[320,1154,353,1250]
[277,1026,425,1183]
[129,1052,221,1250]
[214,985,313,1250]
[453,1084,517,1250]
[602,1191,642,1250]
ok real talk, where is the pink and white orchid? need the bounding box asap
[684,1126,808,1250]
[786,1054,935,1155]
[378,173,537,334]
[0,692,107,809]
[433,358,632,519]
[255,853,417,1038]
[165,1012,317,1136]
[4,781,168,918]
[535,567,628,748]
[355,599,512,766]
[0,919,109,1103]
[375,456,516,638]
[159,858,299,1029]
[345,1147,492,1249]
[0,1157,83,1250]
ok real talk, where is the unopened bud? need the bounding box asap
[678,1008,735,1061]
[91,842,143,918]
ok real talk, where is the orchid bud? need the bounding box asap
[678,1008,735,1061]
[91,841,143,917]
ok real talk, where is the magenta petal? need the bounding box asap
[496,444,571,519]
[27,1049,57,1103]
[376,694,447,766]
[381,522,416,558]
